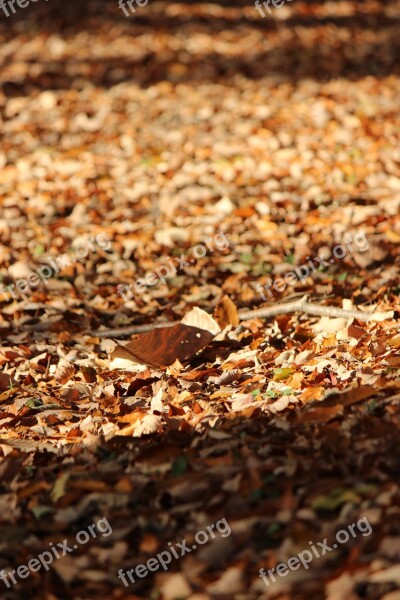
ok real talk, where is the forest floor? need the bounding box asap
[0,0,400,598]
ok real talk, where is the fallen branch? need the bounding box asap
[93,299,394,338]
[93,321,178,338]
[238,299,394,322]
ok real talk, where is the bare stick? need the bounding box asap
[93,299,394,337]
[238,299,394,322]
[93,321,178,337]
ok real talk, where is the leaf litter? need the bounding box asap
[0,0,400,598]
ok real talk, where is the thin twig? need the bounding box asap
[92,299,394,338]
[238,299,394,322]
[93,321,178,337]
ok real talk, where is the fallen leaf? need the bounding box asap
[214,295,240,328]
[112,308,220,367]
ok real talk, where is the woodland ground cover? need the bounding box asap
[0,1,399,599]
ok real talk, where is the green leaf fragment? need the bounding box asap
[273,368,295,382]
[171,456,188,477]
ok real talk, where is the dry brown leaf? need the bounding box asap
[55,360,74,385]
[214,295,240,328]
[112,308,220,367]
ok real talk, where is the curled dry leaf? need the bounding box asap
[55,360,74,385]
[214,295,240,328]
[133,414,163,437]
[0,372,16,392]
